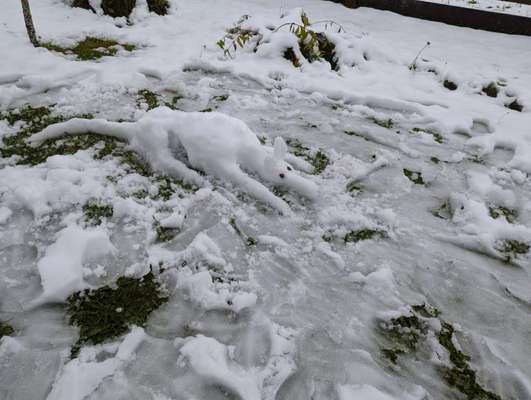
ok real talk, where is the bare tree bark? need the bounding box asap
[20,0,39,47]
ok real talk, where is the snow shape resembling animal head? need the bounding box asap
[263,137,318,199]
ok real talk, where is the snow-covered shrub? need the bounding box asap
[216,11,342,71]
[275,11,342,70]
[216,15,262,58]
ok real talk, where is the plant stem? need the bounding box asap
[21,0,39,47]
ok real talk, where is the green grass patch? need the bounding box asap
[489,206,517,224]
[0,321,14,338]
[137,89,160,110]
[346,181,363,194]
[285,138,329,174]
[83,203,113,226]
[381,347,405,364]
[212,94,229,102]
[411,127,443,144]
[496,239,530,262]
[369,117,394,129]
[0,106,112,165]
[378,304,502,399]
[443,80,458,91]
[154,220,178,243]
[41,37,136,61]
[482,82,499,98]
[403,169,425,185]
[438,322,501,400]
[344,229,385,243]
[67,271,168,358]
[379,312,428,353]
[506,99,523,112]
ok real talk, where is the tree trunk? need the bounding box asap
[20,0,39,47]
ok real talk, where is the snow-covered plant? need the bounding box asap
[216,15,261,58]
[275,11,343,70]
[408,41,431,71]
[275,11,343,62]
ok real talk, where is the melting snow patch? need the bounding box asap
[32,224,115,305]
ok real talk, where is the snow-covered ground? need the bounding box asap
[422,0,531,17]
[1,0,531,399]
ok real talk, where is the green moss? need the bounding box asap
[322,232,334,242]
[285,138,329,175]
[344,130,359,136]
[431,156,440,164]
[506,99,523,112]
[412,303,440,318]
[229,217,257,247]
[346,181,363,193]
[496,239,530,262]
[438,322,501,400]
[119,149,151,176]
[165,95,184,110]
[83,203,113,225]
[2,131,123,166]
[379,304,502,399]
[213,94,229,102]
[369,117,394,129]
[132,189,149,199]
[344,229,385,243]
[155,226,177,242]
[444,80,458,91]
[0,107,121,165]
[379,313,427,351]
[312,151,329,174]
[156,177,176,201]
[41,37,136,61]
[156,176,196,200]
[0,105,63,136]
[489,206,517,223]
[137,89,160,110]
[403,169,425,185]
[411,127,443,144]
[0,321,14,338]
[381,347,405,364]
[67,271,168,357]
[482,82,499,98]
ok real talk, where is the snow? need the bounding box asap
[1,0,531,399]
[32,223,115,305]
[422,0,531,17]
[31,108,318,214]
[47,327,146,400]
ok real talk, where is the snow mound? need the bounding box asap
[178,319,296,400]
[47,327,146,400]
[30,107,318,214]
[31,223,115,306]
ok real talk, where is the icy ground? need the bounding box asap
[1,0,531,399]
